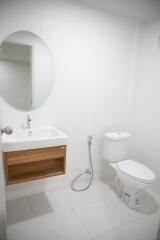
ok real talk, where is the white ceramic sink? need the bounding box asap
[2,127,68,152]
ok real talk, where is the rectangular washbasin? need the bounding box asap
[2,127,68,152]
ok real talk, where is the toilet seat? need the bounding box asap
[117,160,156,184]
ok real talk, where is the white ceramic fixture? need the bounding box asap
[103,132,156,208]
[2,127,68,152]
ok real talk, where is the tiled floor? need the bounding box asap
[6,180,160,240]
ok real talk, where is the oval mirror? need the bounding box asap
[0,31,54,111]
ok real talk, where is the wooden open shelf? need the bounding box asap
[3,146,66,185]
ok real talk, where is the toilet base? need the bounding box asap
[111,162,154,209]
[122,187,141,208]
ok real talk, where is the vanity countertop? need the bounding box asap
[2,127,68,152]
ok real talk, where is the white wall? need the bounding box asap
[79,0,160,23]
[129,19,160,187]
[0,0,137,198]
[0,140,7,239]
[0,100,7,239]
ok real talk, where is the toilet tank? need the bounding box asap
[103,132,130,162]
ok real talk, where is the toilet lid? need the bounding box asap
[117,160,156,184]
[104,132,130,141]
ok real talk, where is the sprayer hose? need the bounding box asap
[71,142,93,192]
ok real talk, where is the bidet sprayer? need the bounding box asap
[88,135,93,146]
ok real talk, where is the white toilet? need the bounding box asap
[103,132,156,208]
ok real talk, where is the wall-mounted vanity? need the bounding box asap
[2,127,68,185]
[4,146,66,185]
[0,31,68,185]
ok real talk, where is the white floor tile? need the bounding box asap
[7,208,92,240]
[6,180,160,240]
[73,196,142,238]
[27,193,54,217]
[27,188,71,217]
[45,188,73,210]
[127,213,160,240]
[56,180,119,211]
[6,197,32,225]
[74,201,124,238]
[96,224,142,240]
[49,209,92,240]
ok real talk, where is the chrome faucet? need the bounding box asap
[27,115,31,129]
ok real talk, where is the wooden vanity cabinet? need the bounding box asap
[3,146,66,185]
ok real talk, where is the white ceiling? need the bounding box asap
[80,0,160,22]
